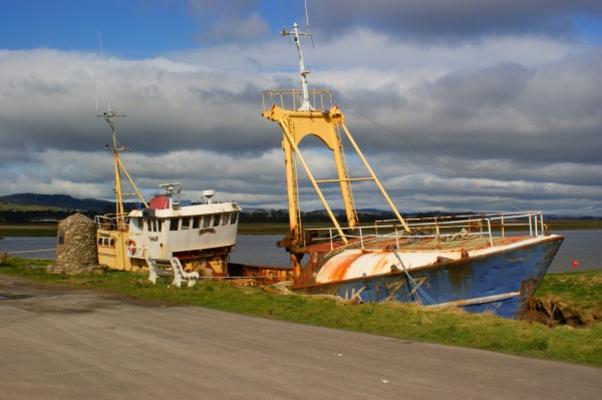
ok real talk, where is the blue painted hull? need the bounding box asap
[298,236,563,319]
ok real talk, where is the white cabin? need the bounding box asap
[127,196,239,261]
[126,186,239,260]
[96,186,240,275]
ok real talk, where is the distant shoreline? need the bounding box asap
[1,220,601,237]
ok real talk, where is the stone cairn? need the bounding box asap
[49,213,102,274]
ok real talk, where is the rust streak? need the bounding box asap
[370,254,392,276]
[327,252,364,282]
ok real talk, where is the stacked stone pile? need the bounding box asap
[49,213,103,274]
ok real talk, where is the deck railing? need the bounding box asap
[302,211,548,251]
[95,214,128,231]
[262,89,333,112]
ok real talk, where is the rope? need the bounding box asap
[332,95,403,140]
[392,251,436,305]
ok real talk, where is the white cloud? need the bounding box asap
[0,30,600,215]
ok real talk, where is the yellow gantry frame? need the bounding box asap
[262,104,411,247]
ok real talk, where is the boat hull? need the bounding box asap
[296,236,563,319]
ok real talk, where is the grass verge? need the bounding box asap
[549,219,602,230]
[0,224,57,237]
[0,257,601,367]
[536,271,602,319]
[237,222,333,235]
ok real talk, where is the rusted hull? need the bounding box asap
[294,236,563,319]
[228,262,293,284]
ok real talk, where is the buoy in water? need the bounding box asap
[572,259,580,269]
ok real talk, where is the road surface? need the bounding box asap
[0,274,600,399]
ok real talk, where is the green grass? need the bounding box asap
[237,220,602,235]
[0,202,64,212]
[237,222,333,235]
[0,224,58,237]
[537,271,602,317]
[1,257,601,367]
[238,221,376,235]
[549,219,602,230]
[237,222,290,235]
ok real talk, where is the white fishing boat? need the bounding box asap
[94,111,239,280]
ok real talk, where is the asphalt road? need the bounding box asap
[0,275,600,400]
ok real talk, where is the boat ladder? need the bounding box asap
[146,257,199,288]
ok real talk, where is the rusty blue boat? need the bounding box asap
[261,14,562,319]
[290,213,563,318]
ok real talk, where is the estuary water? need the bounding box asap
[1,230,600,273]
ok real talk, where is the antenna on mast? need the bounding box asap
[95,29,114,112]
[281,0,314,110]
[94,29,104,112]
[279,0,285,32]
[92,33,148,224]
[98,110,127,151]
[304,0,314,48]
[97,109,149,219]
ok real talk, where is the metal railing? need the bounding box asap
[95,214,128,231]
[302,211,548,251]
[262,89,333,112]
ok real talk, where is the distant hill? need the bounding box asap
[1,193,600,225]
[0,193,113,213]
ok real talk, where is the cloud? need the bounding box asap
[171,1,602,46]
[307,0,602,41]
[199,13,269,44]
[0,27,600,215]
[173,29,577,72]
[187,0,269,43]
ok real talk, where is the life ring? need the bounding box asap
[127,239,137,257]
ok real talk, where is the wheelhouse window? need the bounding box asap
[169,218,179,231]
[192,216,201,229]
[230,212,238,225]
[182,217,191,230]
[131,217,142,230]
[203,216,211,228]
[212,214,219,227]
[147,218,161,232]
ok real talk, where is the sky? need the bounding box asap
[0,0,601,216]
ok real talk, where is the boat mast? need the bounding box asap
[98,110,148,230]
[281,22,312,110]
[262,3,411,276]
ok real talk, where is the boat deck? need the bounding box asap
[305,234,529,257]
[366,234,527,251]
